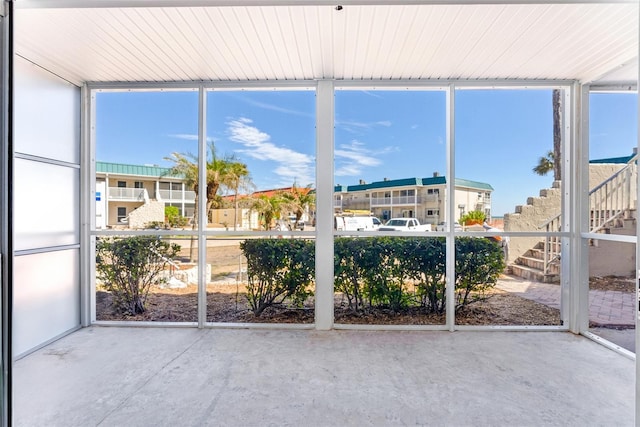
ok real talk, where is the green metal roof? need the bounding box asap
[453,178,494,191]
[96,161,176,178]
[337,175,492,192]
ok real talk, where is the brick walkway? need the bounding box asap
[496,275,636,327]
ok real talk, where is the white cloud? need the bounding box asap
[227,117,315,186]
[243,99,314,118]
[168,134,215,143]
[334,140,395,177]
[336,119,392,135]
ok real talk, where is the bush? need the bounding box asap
[459,210,486,226]
[96,236,180,314]
[455,237,505,309]
[241,239,315,316]
[165,206,189,228]
[240,236,504,317]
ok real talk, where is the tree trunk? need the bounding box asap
[552,89,562,181]
[233,191,238,231]
[189,195,198,262]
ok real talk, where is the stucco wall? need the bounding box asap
[589,227,636,277]
[504,184,562,262]
[128,201,165,229]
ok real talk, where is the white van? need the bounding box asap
[335,215,377,231]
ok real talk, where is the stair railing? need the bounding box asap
[536,153,637,275]
[588,154,637,233]
[538,213,562,275]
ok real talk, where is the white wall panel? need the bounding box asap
[14,57,80,163]
[13,54,81,356]
[14,159,79,251]
[13,250,80,357]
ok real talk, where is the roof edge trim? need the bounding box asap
[17,0,638,10]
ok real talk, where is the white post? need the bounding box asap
[198,86,207,327]
[446,84,455,331]
[315,80,334,330]
[635,11,640,421]
[569,83,589,334]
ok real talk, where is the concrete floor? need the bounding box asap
[14,327,635,427]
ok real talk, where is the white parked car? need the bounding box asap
[378,218,431,232]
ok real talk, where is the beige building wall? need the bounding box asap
[128,200,165,229]
[107,201,144,227]
[588,227,636,277]
[210,208,259,230]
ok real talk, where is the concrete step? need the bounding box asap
[527,248,544,260]
[510,263,560,283]
[516,256,544,270]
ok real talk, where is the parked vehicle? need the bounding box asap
[435,221,462,232]
[287,216,305,230]
[335,215,378,231]
[378,218,431,232]
[371,217,382,230]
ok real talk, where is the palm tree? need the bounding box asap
[282,184,315,229]
[533,150,555,176]
[223,161,252,231]
[533,89,562,181]
[251,193,286,230]
[165,141,236,261]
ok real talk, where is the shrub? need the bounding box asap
[404,237,447,313]
[455,237,505,309]
[241,236,504,318]
[96,236,180,314]
[459,210,486,226]
[165,206,189,228]
[241,238,315,316]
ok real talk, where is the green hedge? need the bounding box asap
[241,237,504,316]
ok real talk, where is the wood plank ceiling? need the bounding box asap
[14,2,639,86]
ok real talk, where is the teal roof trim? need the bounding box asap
[339,175,492,192]
[347,177,422,191]
[453,178,494,191]
[589,154,635,164]
[96,161,177,178]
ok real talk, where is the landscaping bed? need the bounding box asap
[96,284,561,325]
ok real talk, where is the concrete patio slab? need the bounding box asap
[14,327,635,426]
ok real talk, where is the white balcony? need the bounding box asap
[370,196,425,206]
[159,189,196,202]
[108,187,148,201]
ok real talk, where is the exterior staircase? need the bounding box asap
[509,154,637,282]
[511,240,561,283]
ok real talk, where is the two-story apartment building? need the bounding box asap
[96,162,195,229]
[334,173,493,226]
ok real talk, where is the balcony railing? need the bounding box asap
[370,196,425,206]
[108,187,148,202]
[158,189,196,202]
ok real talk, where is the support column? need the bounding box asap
[446,84,455,331]
[197,86,207,327]
[569,83,589,334]
[315,80,334,330]
[0,2,12,425]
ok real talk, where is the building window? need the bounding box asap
[134,181,144,189]
[117,207,127,223]
[427,209,440,216]
[171,182,181,191]
[427,188,439,194]
[117,181,126,188]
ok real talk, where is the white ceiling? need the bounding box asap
[14,1,639,87]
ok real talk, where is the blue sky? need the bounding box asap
[96,89,637,217]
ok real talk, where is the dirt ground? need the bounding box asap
[95,241,631,326]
